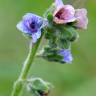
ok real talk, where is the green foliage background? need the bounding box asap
[0,0,96,96]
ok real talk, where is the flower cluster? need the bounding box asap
[17,0,88,64]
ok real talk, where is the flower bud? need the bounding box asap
[27,78,53,96]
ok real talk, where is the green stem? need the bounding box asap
[11,32,44,96]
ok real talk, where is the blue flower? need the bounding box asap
[58,49,73,64]
[17,13,47,43]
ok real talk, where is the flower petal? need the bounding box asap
[75,8,88,29]
[16,21,31,33]
[63,5,75,20]
[75,8,87,17]
[58,49,73,64]
[63,17,76,23]
[55,0,64,8]
[32,30,41,43]
[35,30,41,39]
[23,13,42,21]
[53,4,76,24]
[54,17,76,24]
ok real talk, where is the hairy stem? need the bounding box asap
[11,32,44,96]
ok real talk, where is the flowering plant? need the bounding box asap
[11,0,88,96]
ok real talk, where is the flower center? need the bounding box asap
[55,8,64,19]
[30,22,36,29]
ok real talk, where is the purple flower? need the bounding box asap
[74,8,88,29]
[53,0,76,24]
[58,49,73,64]
[17,13,47,43]
[53,0,88,29]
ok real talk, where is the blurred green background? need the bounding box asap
[0,0,96,96]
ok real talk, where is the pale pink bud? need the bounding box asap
[75,8,88,29]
